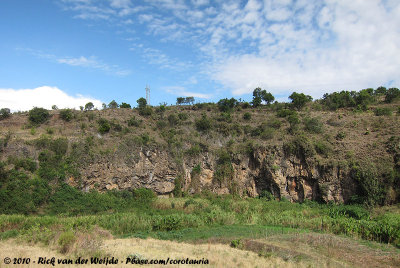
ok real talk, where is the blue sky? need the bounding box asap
[1,0,399,111]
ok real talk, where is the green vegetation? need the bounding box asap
[84,102,94,111]
[59,108,73,121]
[176,96,195,105]
[28,107,50,125]
[217,98,238,112]
[0,108,11,120]
[0,196,399,248]
[120,102,131,108]
[289,92,312,110]
[108,100,119,108]
[385,87,400,103]
[252,87,274,107]
[303,117,323,133]
[195,114,212,133]
[1,85,400,254]
[375,107,392,116]
[97,118,111,134]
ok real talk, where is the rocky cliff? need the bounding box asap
[1,104,399,205]
[65,144,359,203]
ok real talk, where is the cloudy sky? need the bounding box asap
[1,0,399,110]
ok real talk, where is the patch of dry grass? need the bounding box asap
[1,230,399,268]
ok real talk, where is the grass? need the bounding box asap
[0,196,399,267]
[0,197,399,248]
[125,224,308,242]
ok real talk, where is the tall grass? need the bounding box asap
[0,195,399,247]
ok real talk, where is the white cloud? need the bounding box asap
[58,0,400,98]
[191,0,209,7]
[18,48,131,76]
[210,0,400,98]
[0,86,103,112]
[109,0,132,9]
[56,56,131,76]
[140,47,192,71]
[163,86,212,99]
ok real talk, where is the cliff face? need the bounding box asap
[69,145,357,203]
[1,106,399,205]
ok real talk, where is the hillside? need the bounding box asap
[1,88,400,210]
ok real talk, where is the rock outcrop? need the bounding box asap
[69,145,358,203]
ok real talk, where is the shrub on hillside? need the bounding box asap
[127,116,141,127]
[283,135,315,159]
[267,118,282,129]
[385,88,400,103]
[243,112,251,120]
[120,102,131,108]
[276,109,296,118]
[217,98,238,112]
[59,109,73,122]
[314,140,331,157]
[195,114,212,133]
[8,157,37,172]
[139,106,153,116]
[303,117,323,133]
[97,118,111,134]
[374,107,392,116]
[133,188,156,207]
[178,112,188,121]
[29,107,50,125]
[289,92,312,110]
[0,108,11,120]
[168,114,179,126]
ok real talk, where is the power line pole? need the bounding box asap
[145,85,150,106]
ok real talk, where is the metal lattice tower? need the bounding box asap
[145,85,150,105]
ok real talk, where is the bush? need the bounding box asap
[97,118,111,134]
[303,117,323,133]
[328,205,370,220]
[276,109,296,118]
[139,106,153,116]
[322,91,356,110]
[28,107,50,125]
[127,116,141,127]
[185,144,202,156]
[178,112,188,121]
[217,98,238,112]
[350,165,385,206]
[243,112,251,120]
[241,102,251,109]
[59,109,73,122]
[8,157,37,172]
[173,176,184,197]
[287,113,300,132]
[374,107,392,116]
[259,190,275,201]
[195,114,212,133]
[133,188,156,207]
[385,88,400,103]
[214,150,234,187]
[289,92,312,110]
[168,114,179,126]
[268,118,282,129]
[0,108,11,120]
[58,231,76,253]
[111,121,123,131]
[314,140,331,157]
[120,102,131,108]
[283,135,315,159]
